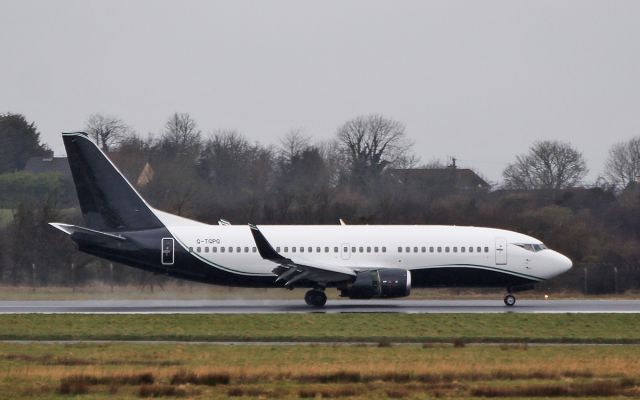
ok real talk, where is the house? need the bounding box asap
[386,167,490,193]
[23,155,72,180]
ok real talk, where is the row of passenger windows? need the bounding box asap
[189,245,489,254]
[398,246,490,254]
[190,246,258,254]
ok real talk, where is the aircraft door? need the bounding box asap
[341,243,351,260]
[495,237,507,265]
[162,238,174,265]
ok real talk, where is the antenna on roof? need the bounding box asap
[447,156,457,169]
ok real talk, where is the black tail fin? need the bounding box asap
[62,132,163,232]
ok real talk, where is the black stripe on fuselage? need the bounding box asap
[410,266,539,288]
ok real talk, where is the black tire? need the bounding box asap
[305,290,327,307]
[504,294,516,306]
[304,290,314,306]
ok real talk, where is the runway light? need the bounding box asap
[544,294,549,300]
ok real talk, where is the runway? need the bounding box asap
[0,299,638,313]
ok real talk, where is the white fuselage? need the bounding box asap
[158,211,572,283]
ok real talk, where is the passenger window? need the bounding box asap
[477,247,482,253]
[229,247,233,253]
[398,247,402,253]
[220,247,225,253]
[244,247,249,253]
[300,247,304,253]
[316,247,321,253]
[252,247,256,253]
[469,247,473,253]
[405,247,410,253]
[205,247,209,253]
[292,247,296,253]
[351,247,356,253]
[213,247,217,253]
[237,247,241,253]
[343,247,348,253]
[359,246,364,253]
[189,247,193,252]
[366,246,371,253]
[197,247,201,253]
[284,247,288,252]
[276,247,281,252]
[413,247,418,253]
[374,246,379,253]
[429,247,434,253]
[421,246,426,253]
[334,247,339,253]
[461,247,465,253]
[325,247,329,253]
[308,247,313,253]
[484,247,489,253]
[453,247,457,253]
[437,247,442,253]
[445,247,450,253]
[382,247,386,253]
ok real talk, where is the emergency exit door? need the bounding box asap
[495,237,507,265]
[162,238,174,265]
[341,243,351,260]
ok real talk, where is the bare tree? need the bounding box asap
[279,129,310,162]
[85,114,129,152]
[161,112,201,156]
[503,141,588,190]
[604,136,640,190]
[337,114,414,185]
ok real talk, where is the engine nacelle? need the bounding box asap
[340,269,411,299]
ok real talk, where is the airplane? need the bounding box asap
[50,132,573,307]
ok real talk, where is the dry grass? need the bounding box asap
[471,379,636,397]
[170,370,230,385]
[2,342,640,399]
[138,384,188,398]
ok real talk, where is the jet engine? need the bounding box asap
[340,269,411,299]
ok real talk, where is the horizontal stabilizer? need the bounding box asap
[49,223,126,241]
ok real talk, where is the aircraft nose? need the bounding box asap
[556,252,573,273]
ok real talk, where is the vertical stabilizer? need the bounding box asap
[62,132,163,232]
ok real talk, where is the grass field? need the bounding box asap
[0,314,639,343]
[0,209,12,228]
[0,342,639,399]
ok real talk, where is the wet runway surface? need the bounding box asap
[0,299,638,313]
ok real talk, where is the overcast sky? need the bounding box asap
[1,0,639,183]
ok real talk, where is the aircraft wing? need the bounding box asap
[249,224,356,286]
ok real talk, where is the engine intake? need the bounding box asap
[340,269,411,299]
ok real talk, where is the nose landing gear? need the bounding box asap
[504,293,516,306]
[305,289,327,307]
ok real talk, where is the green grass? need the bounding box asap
[0,342,639,399]
[0,313,639,343]
[0,209,12,228]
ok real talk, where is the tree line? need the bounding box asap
[0,111,638,293]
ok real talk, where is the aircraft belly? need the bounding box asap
[409,266,540,288]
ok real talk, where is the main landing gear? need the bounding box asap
[504,293,516,306]
[305,289,327,307]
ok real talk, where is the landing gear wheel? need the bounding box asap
[504,294,516,307]
[304,289,327,307]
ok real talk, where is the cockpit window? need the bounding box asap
[515,243,547,252]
